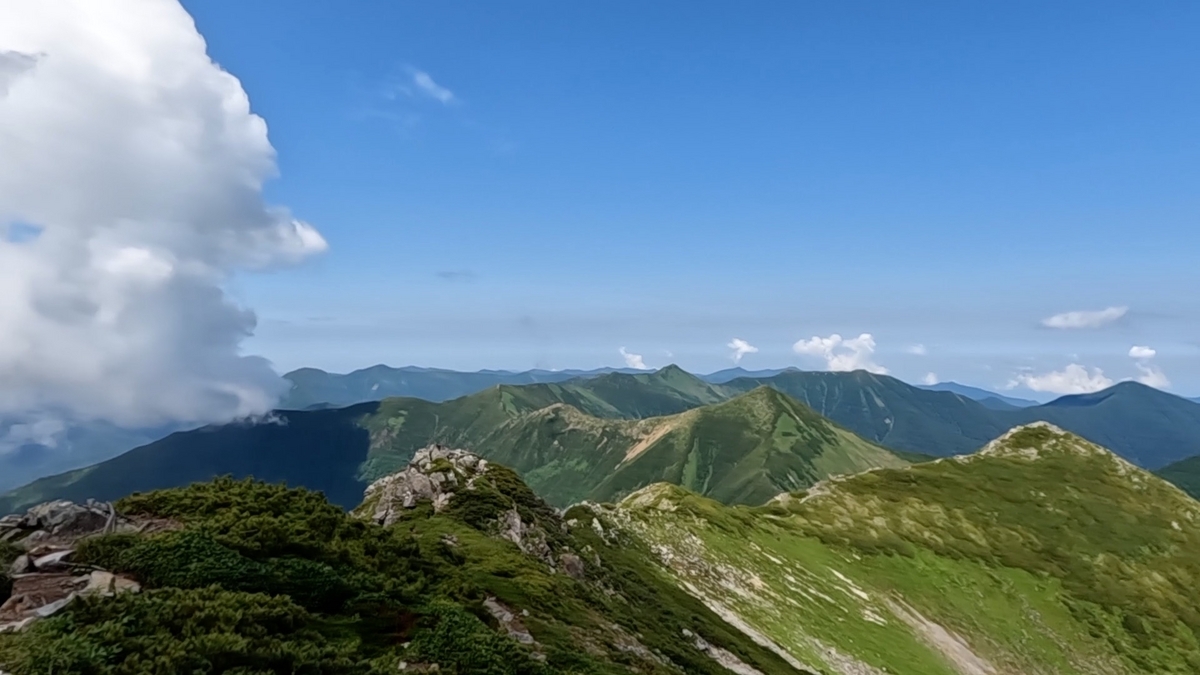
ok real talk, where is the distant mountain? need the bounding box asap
[480,387,910,506]
[1014,382,1200,468]
[917,381,1040,408]
[699,367,798,384]
[8,366,1200,512]
[280,364,642,409]
[0,385,908,513]
[0,419,181,493]
[0,404,379,514]
[723,369,1009,457]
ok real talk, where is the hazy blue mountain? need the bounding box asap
[1008,382,1200,468]
[9,366,1200,508]
[918,381,1040,408]
[699,367,798,383]
[0,419,183,493]
[281,364,642,409]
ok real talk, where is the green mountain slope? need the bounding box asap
[2,387,904,513]
[1158,454,1200,499]
[724,370,1009,456]
[728,371,1200,468]
[585,387,909,506]
[0,452,805,675]
[607,423,1200,674]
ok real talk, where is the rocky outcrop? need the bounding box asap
[362,445,489,526]
[363,446,590,583]
[0,499,152,633]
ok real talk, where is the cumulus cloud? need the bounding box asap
[906,344,928,356]
[1134,362,1170,388]
[0,0,325,433]
[922,373,939,386]
[1128,345,1169,388]
[409,68,455,104]
[1008,364,1114,395]
[619,347,649,370]
[1128,345,1156,359]
[727,338,758,364]
[792,333,888,374]
[1041,306,1127,329]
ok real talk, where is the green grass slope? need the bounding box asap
[587,387,909,506]
[607,423,1200,674]
[0,463,807,675]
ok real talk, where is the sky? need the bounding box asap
[0,0,1197,442]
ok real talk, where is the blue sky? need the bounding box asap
[184,1,1199,396]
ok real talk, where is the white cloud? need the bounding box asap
[922,372,939,386]
[619,347,649,370]
[1041,306,1127,329]
[1008,364,1114,395]
[727,338,758,364]
[0,1,325,432]
[1134,362,1170,388]
[906,344,928,356]
[1127,345,1169,388]
[1128,345,1156,359]
[410,68,454,104]
[792,333,888,374]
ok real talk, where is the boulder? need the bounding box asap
[0,569,140,633]
[363,445,490,526]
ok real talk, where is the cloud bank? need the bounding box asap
[619,347,649,370]
[1009,364,1114,395]
[1041,306,1127,330]
[727,338,758,364]
[793,333,887,374]
[0,0,325,431]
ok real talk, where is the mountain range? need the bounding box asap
[4,423,1198,673]
[280,363,1033,409]
[916,381,1041,409]
[5,365,1200,514]
[4,363,1148,494]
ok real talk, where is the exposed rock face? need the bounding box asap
[682,629,767,675]
[362,445,489,526]
[483,596,536,645]
[1,499,147,633]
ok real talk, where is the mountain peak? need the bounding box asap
[975,422,1128,464]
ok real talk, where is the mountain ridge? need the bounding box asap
[614,424,1200,674]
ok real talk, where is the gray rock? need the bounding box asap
[7,554,32,576]
[483,596,536,645]
[559,553,586,581]
[32,549,74,572]
[362,445,490,525]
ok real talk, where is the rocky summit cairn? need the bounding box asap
[0,500,167,633]
[362,444,489,526]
